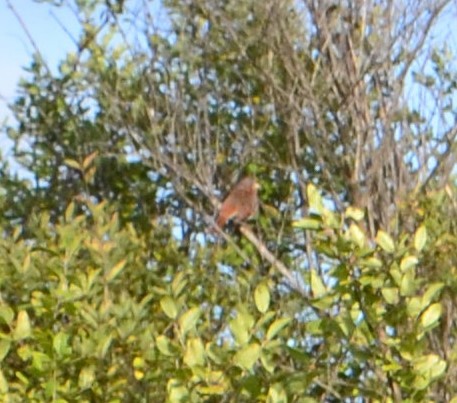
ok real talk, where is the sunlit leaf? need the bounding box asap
[64,158,81,171]
[376,230,395,253]
[381,288,399,305]
[414,225,427,252]
[400,255,418,272]
[183,337,205,367]
[307,183,324,214]
[106,258,127,282]
[0,369,7,393]
[14,311,31,340]
[420,302,442,330]
[233,343,261,371]
[79,365,96,389]
[348,223,366,248]
[254,283,270,313]
[345,206,365,221]
[179,307,201,337]
[292,217,321,230]
[267,382,287,403]
[160,296,178,319]
[310,269,327,298]
[266,318,292,341]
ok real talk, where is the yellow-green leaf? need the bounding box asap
[14,310,31,340]
[382,288,399,305]
[400,269,416,296]
[400,255,418,272]
[348,223,366,248]
[0,340,10,363]
[82,151,98,170]
[266,317,292,341]
[414,225,427,252]
[0,369,8,393]
[422,282,444,307]
[64,158,81,171]
[160,296,178,319]
[53,332,71,357]
[183,337,206,367]
[345,206,365,221]
[292,217,321,230]
[267,382,287,403]
[376,230,395,253]
[311,269,327,298]
[307,183,324,214]
[233,343,261,371]
[254,283,270,313]
[156,335,176,356]
[413,354,447,379]
[179,307,201,337]
[0,305,14,326]
[230,310,254,346]
[79,365,96,389]
[420,302,442,330]
[106,259,127,282]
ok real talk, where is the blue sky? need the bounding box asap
[0,1,455,170]
[0,1,79,121]
[0,1,80,166]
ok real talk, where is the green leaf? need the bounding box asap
[345,206,365,221]
[179,307,201,337]
[233,343,261,371]
[420,302,442,330]
[160,296,179,319]
[266,318,292,341]
[414,225,427,252]
[260,350,276,373]
[348,223,366,248]
[64,158,81,171]
[167,379,189,401]
[376,230,395,253]
[0,340,11,363]
[413,354,447,382]
[381,288,399,304]
[14,310,31,340]
[230,310,255,346]
[422,282,444,307]
[400,269,416,296]
[96,332,113,359]
[359,257,383,268]
[406,297,422,318]
[400,255,418,272]
[78,365,96,390]
[310,269,326,298]
[292,217,321,230]
[0,305,14,326]
[31,351,51,371]
[105,258,127,282]
[156,335,176,356]
[53,332,71,357]
[183,337,205,367]
[171,271,188,297]
[254,283,270,313]
[0,369,8,393]
[267,382,287,403]
[82,151,98,170]
[307,184,324,214]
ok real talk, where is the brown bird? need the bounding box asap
[215,177,260,228]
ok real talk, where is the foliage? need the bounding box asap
[0,0,456,401]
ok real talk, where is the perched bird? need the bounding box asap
[215,177,260,228]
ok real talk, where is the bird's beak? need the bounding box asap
[254,182,261,190]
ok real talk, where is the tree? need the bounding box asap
[0,0,456,400]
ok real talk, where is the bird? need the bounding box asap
[215,177,260,228]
